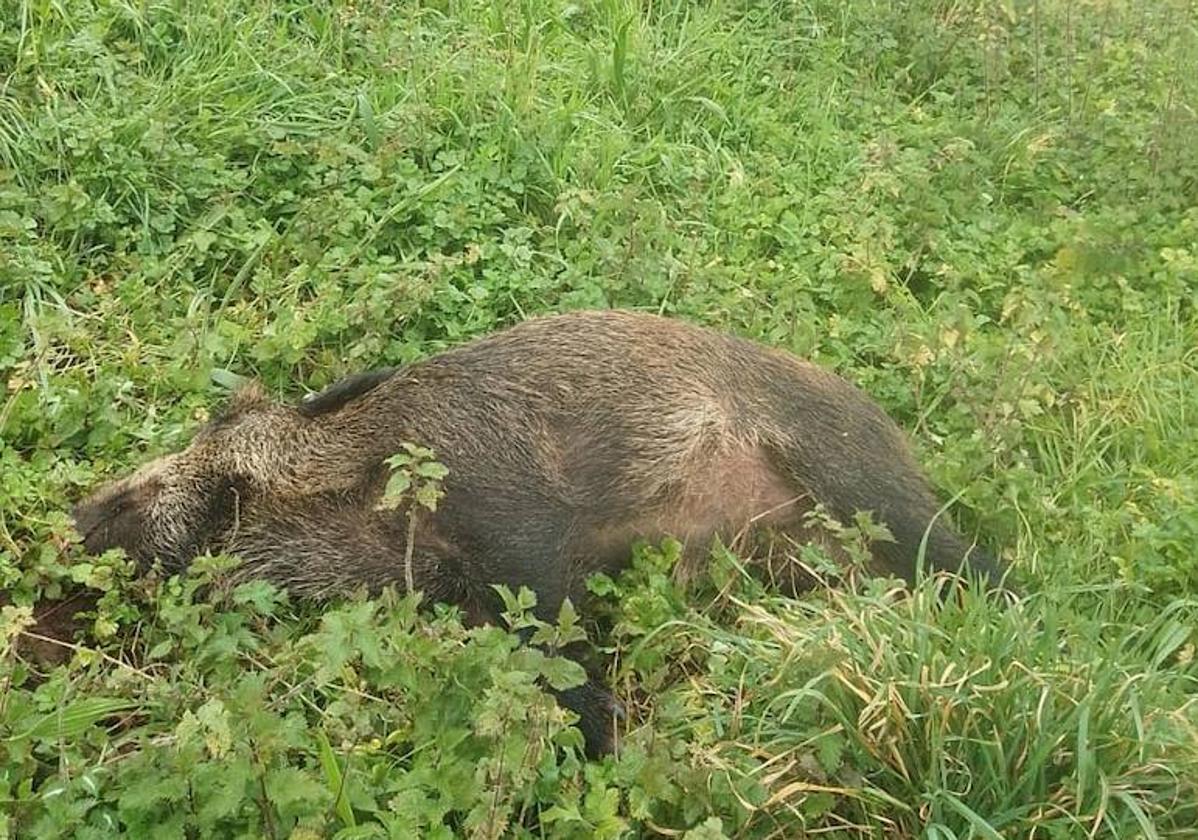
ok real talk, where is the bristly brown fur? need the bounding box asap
[72,309,1006,755]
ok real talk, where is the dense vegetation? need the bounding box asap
[2,0,1196,836]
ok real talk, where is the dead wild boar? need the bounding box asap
[72,309,1004,754]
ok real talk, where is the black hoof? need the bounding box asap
[551,679,623,757]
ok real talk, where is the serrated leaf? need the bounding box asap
[176,698,233,758]
[540,803,583,824]
[376,472,412,510]
[491,585,517,610]
[528,624,557,646]
[816,732,844,773]
[385,472,412,497]
[413,482,443,512]
[117,772,189,814]
[231,579,285,614]
[265,766,329,817]
[540,656,586,691]
[148,639,174,659]
[401,443,435,460]
[334,826,388,840]
[585,573,619,597]
[557,598,579,630]
[516,587,538,611]
[554,598,587,645]
[192,758,255,824]
[683,817,729,840]
[414,461,448,480]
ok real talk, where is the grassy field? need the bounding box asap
[2,0,1197,836]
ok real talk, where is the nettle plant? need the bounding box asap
[376,443,449,594]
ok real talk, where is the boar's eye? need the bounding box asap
[104,490,133,516]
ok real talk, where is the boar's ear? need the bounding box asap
[297,368,396,418]
[230,380,270,411]
[213,380,271,424]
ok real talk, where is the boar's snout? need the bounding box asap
[71,481,154,560]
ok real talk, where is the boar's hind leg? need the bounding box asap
[761,369,1006,588]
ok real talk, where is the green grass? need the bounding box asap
[2,0,1197,836]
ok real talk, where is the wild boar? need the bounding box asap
[73,309,1003,753]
